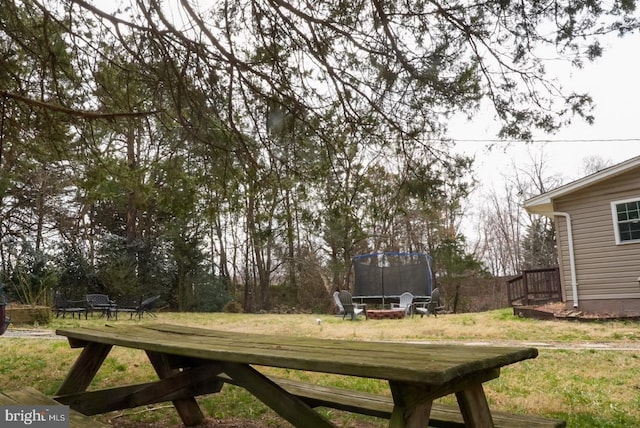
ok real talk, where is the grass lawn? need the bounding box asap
[2,308,640,427]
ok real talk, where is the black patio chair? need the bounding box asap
[1,294,11,335]
[53,291,88,319]
[113,295,141,320]
[139,295,160,318]
[113,295,160,320]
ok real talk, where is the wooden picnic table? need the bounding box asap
[54,323,538,427]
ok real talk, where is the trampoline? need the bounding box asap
[352,252,433,306]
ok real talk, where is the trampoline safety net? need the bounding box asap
[352,252,432,297]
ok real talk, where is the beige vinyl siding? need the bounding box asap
[553,168,640,303]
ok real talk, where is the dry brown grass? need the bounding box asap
[151,309,640,347]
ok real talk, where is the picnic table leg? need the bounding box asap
[56,342,113,395]
[388,381,433,428]
[455,383,495,428]
[222,362,336,428]
[146,351,205,427]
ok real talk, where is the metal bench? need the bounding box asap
[0,387,110,427]
[85,294,116,319]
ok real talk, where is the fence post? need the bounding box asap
[523,270,529,306]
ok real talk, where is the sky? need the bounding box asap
[452,31,640,188]
[448,31,640,242]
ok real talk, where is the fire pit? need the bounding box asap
[366,308,406,320]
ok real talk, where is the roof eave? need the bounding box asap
[523,155,640,216]
[523,198,555,217]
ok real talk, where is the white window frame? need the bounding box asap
[611,197,640,245]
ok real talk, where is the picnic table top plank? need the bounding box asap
[56,323,537,385]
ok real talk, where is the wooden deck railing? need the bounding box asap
[507,267,562,306]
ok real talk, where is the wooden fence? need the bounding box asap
[507,267,562,307]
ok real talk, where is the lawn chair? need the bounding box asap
[1,294,11,335]
[333,291,345,316]
[390,291,414,317]
[53,291,88,319]
[338,290,367,320]
[414,287,444,318]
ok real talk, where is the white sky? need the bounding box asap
[452,31,640,188]
[448,32,640,242]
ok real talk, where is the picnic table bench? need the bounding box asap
[0,387,109,427]
[219,374,565,427]
[54,323,564,427]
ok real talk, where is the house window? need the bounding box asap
[612,199,640,244]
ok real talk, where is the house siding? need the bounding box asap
[553,167,640,313]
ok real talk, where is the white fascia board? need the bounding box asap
[523,155,640,217]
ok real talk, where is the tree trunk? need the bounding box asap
[126,122,137,244]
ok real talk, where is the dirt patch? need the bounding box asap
[533,302,565,313]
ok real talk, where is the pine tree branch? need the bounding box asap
[1,91,163,120]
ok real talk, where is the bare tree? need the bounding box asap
[581,155,614,176]
[474,146,563,275]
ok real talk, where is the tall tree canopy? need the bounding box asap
[0,0,637,310]
[3,0,638,140]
